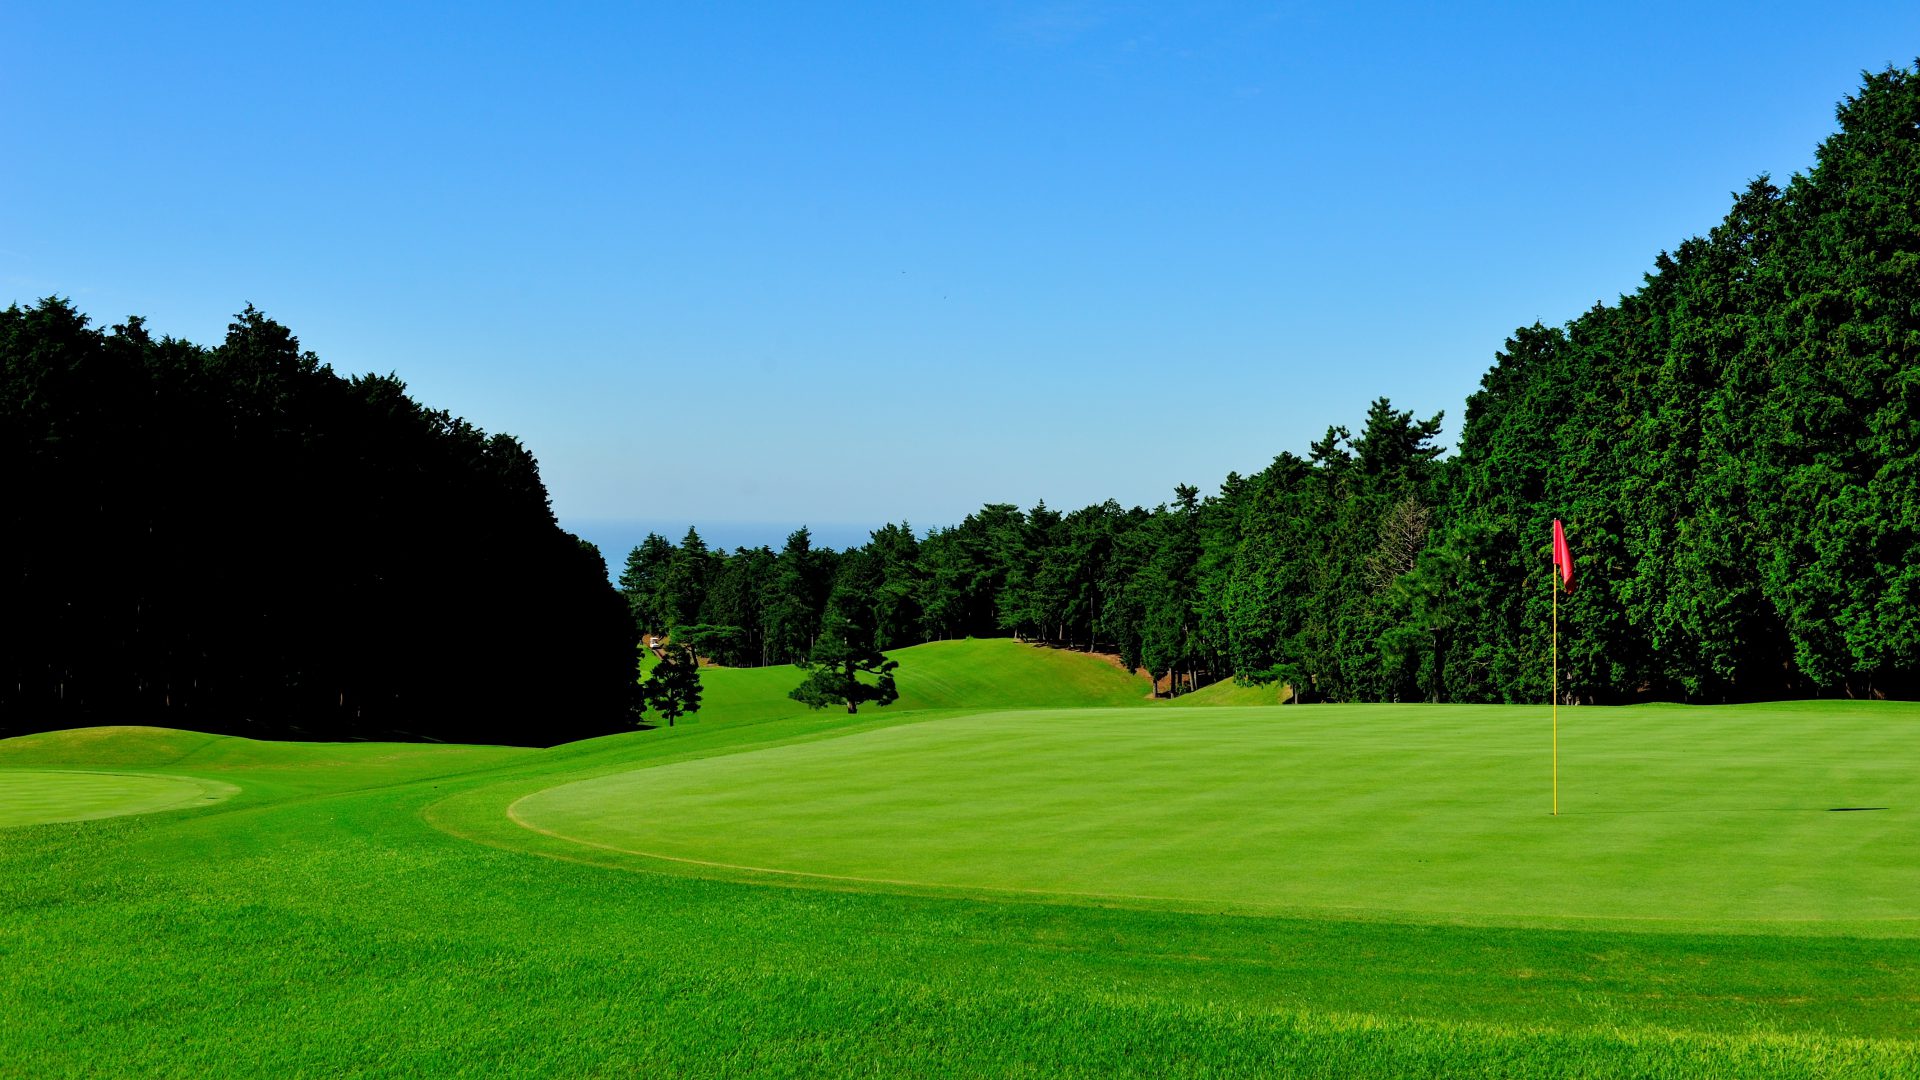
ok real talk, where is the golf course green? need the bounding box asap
[511,702,1918,928]
[5,642,1919,1076]
[0,767,238,827]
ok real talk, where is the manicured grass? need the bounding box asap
[513,702,1920,928]
[0,768,237,827]
[4,654,1919,1076]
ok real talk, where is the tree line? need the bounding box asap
[0,303,634,744]
[624,65,1920,705]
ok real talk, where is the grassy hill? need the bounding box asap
[673,637,1293,721]
[1175,675,1294,706]
[5,656,1920,1076]
[681,637,1153,724]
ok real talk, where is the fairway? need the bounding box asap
[514,702,1920,928]
[0,768,238,827]
[9,699,1920,1077]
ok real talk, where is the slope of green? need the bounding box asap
[0,725,534,802]
[1176,677,1295,706]
[882,639,1153,709]
[686,637,1152,724]
[4,695,1919,1075]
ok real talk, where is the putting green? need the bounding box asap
[0,769,239,827]
[513,703,1920,929]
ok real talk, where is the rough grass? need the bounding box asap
[4,643,1918,1077]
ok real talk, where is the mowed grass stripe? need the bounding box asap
[513,702,1920,928]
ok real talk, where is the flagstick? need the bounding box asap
[1552,570,1559,818]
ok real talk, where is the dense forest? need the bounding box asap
[0,304,634,744]
[625,65,1920,705]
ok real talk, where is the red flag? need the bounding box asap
[1552,518,1574,591]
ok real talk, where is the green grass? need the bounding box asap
[1177,675,1294,705]
[4,642,1919,1077]
[513,702,1920,928]
[0,767,238,827]
[677,637,1154,725]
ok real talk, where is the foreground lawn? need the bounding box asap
[3,652,1918,1077]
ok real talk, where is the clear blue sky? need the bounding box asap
[6,4,1917,556]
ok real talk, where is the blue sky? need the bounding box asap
[5,4,1918,557]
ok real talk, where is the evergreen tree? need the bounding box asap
[664,527,715,631]
[639,643,703,727]
[790,604,900,715]
[618,533,677,634]
[765,527,830,664]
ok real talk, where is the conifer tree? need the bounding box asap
[790,603,899,714]
[639,643,702,727]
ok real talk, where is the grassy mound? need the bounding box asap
[0,725,234,767]
[1175,677,1293,706]
[687,637,1152,724]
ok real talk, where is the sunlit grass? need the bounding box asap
[4,644,1917,1077]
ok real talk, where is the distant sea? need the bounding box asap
[564,519,887,582]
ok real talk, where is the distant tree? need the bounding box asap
[699,548,774,665]
[790,606,899,714]
[664,527,715,631]
[618,533,677,633]
[675,624,745,665]
[764,527,831,664]
[915,526,970,640]
[864,522,926,650]
[639,643,702,727]
[1059,501,1120,651]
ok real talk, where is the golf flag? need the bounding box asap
[1552,518,1574,591]
[1549,517,1571,816]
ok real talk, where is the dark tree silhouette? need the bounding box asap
[639,644,703,727]
[0,301,636,744]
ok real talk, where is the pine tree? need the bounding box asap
[789,605,899,714]
[639,643,702,727]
